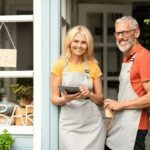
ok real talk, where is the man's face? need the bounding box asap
[114,22,137,53]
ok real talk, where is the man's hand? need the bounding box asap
[104,99,123,111]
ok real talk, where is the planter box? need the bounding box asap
[12,135,33,150]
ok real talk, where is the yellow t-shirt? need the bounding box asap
[51,58,102,80]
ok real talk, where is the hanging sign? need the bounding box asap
[0,49,17,67]
[0,23,17,67]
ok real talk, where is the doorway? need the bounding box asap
[78,4,132,99]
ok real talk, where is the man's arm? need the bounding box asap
[104,80,150,110]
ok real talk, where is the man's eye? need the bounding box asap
[120,31,126,35]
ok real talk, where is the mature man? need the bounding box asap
[104,16,150,150]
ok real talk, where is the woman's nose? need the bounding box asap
[77,42,82,47]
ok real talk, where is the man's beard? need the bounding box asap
[116,38,134,53]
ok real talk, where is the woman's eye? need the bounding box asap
[82,41,86,44]
[73,40,78,43]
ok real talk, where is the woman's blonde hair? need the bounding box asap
[63,25,96,63]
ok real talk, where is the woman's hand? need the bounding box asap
[79,85,90,98]
[63,91,82,102]
[79,77,104,105]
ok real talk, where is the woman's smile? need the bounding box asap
[71,33,88,56]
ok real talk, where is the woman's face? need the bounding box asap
[70,32,88,57]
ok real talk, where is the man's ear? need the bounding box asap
[134,28,140,38]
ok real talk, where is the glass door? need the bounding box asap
[78,4,131,100]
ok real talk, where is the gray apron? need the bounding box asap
[59,63,106,150]
[106,54,142,150]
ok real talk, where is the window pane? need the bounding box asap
[87,13,103,43]
[0,78,33,126]
[107,13,122,43]
[0,1,33,15]
[94,46,103,71]
[107,81,119,99]
[0,23,33,70]
[107,47,122,76]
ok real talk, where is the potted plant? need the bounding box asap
[10,79,33,126]
[10,83,33,106]
[0,129,15,150]
[10,78,33,106]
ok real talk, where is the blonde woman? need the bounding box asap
[51,25,106,150]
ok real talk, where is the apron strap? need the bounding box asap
[63,61,90,73]
[63,63,68,72]
[85,62,90,73]
[130,53,136,62]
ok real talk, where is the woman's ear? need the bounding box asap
[134,28,140,38]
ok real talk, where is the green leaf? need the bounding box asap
[0,129,15,150]
[144,19,150,25]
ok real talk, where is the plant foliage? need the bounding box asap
[144,19,150,25]
[0,129,15,150]
[11,84,33,100]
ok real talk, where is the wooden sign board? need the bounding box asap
[0,49,17,67]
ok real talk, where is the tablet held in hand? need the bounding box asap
[59,86,80,94]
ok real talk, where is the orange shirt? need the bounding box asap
[123,44,150,130]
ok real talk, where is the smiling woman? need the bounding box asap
[64,26,95,63]
[70,32,87,56]
[51,25,106,150]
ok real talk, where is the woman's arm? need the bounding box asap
[51,73,62,105]
[51,73,82,106]
[90,77,104,105]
